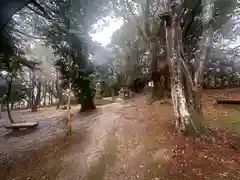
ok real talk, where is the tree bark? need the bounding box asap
[163,0,214,134]
[65,82,72,136]
[48,82,51,105]
[6,76,14,123]
[164,2,202,134]
[80,86,96,112]
[111,88,116,100]
[150,41,166,99]
[78,1,96,112]
[56,70,62,109]
[43,82,47,106]
[31,82,41,112]
[193,0,214,114]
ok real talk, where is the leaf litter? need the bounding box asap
[0,89,240,180]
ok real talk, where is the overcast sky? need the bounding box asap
[90,16,123,46]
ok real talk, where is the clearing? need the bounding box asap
[0,89,240,180]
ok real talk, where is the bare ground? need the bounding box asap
[0,90,240,180]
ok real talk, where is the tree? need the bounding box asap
[38,0,113,112]
[110,19,151,92]
[110,0,237,134]
[159,0,237,134]
[0,23,39,121]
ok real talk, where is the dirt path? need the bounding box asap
[0,102,128,180]
[1,99,167,180]
[1,96,240,180]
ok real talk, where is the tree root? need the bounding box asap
[148,96,158,105]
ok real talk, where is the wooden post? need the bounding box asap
[65,83,72,136]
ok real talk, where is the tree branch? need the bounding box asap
[12,27,46,40]
[182,0,202,37]
[152,1,162,17]
[29,0,52,20]
[179,29,194,90]
[126,0,148,43]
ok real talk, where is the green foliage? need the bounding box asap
[0,80,30,103]
[0,25,39,110]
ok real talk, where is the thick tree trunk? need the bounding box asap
[163,0,214,134]
[31,82,41,112]
[79,3,96,112]
[80,98,95,112]
[164,11,200,134]
[80,87,96,112]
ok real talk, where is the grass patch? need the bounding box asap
[86,134,118,180]
[94,98,114,106]
[215,105,240,132]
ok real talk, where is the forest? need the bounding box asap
[0,0,240,179]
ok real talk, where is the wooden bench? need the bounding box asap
[4,122,39,130]
[217,100,240,105]
[61,106,71,110]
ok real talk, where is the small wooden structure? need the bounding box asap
[61,105,71,110]
[217,100,240,105]
[4,122,39,130]
[119,87,128,98]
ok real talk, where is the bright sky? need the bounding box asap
[90,17,123,46]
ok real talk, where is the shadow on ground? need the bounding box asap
[0,91,240,180]
[3,128,39,138]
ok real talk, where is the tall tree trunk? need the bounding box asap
[151,40,158,87]
[11,102,14,109]
[43,82,47,106]
[193,0,214,114]
[50,91,53,105]
[48,82,51,105]
[163,0,214,134]
[163,71,171,98]
[56,70,62,109]
[31,82,41,112]
[65,81,72,136]
[165,22,194,132]
[150,41,164,99]
[6,76,14,123]
[30,71,35,110]
[111,88,116,100]
[78,1,96,112]
[80,83,96,112]
[164,3,199,133]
